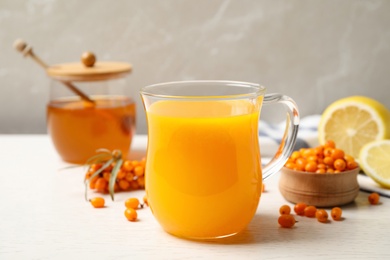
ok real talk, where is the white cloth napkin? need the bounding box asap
[358,174,390,198]
[259,114,320,157]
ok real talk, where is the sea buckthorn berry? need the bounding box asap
[347,160,358,170]
[307,155,318,163]
[317,163,326,170]
[103,172,111,182]
[125,197,140,209]
[304,205,317,218]
[278,214,296,228]
[331,207,343,220]
[285,162,296,169]
[134,165,144,177]
[324,140,336,149]
[291,151,301,160]
[315,209,328,223]
[125,172,134,182]
[131,181,140,190]
[118,179,130,190]
[314,146,324,156]
[302,149,314,158]
[368,192,380,205]
[137,176,145,187]
[90,197,105,208]
[131,160,140,167]
[316,168,326,174]
[122,160,134,171]
[117,169,126,179]
[331,148,345,160]
[323,156,334,167]
[95,177,108,193]
[334,159,346,171]
[89,176,98,189]
[305,161,317,172]
[294,202,307,215]
[286,158,295,164]
[89,163,102,172]
[124,208,138,221]
[279,205,291,215]
[324,148,333,157]
[296,158,307,171]
[327,168,335,174]
[262,183,266,192]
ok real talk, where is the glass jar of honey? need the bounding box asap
[46,52,135,164]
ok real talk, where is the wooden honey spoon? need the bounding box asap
[13,39,95,104]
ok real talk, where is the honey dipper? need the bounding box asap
[13,39,95,104]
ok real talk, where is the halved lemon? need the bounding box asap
[318,96,390,158]
[359,140,390,188]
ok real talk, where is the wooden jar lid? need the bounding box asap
[46,52,132,81]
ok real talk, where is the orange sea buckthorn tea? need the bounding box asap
[141,81,300,239]
[46,52,135,164]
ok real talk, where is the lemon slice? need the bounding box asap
[318,96,390,158]
[359,140,390,188]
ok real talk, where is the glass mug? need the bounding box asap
[140,80,299,239]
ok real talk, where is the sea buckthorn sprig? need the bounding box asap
[84,149,146,201]
[284,140,359,173]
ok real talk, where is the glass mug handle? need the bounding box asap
[262,93,300,180]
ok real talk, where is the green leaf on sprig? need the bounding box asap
[109,158,123,201]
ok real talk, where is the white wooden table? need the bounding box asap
[1,135,389,259]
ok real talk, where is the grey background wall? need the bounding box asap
[1,0,389,135]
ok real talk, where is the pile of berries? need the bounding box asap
[284,140,359,173]
[85,158,146,194]
[278,192,380,228]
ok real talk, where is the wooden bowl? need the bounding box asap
[279,167,360,207]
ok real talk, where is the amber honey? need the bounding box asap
[47,96,135,164]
